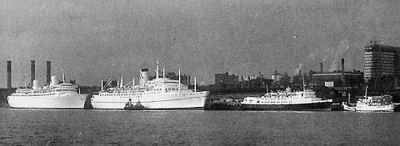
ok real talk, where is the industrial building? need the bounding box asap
[312,71,364,88]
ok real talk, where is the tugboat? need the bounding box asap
[355,86,394,112]
[124,99,146,110]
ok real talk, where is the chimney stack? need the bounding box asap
[7,61,11,89]
[31,60,35,86]
[320,62,323,73]
[46,61,51,85]
[188,75,191,86]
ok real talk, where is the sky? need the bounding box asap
[1,0,400,87]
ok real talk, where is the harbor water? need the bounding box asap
[1,108,400,145]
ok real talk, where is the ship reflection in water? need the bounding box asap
[1,108,400,145]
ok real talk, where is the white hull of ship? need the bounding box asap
[91,91,208,110]
[7,93,88,109]
[355,104,394,112]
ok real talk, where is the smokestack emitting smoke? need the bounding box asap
[294,63,303,75]
[46,61,51,85]
[7,61,11,89]
[31,60,35,86]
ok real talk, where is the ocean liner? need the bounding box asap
[7,76,88,109]
[91,62,209,110]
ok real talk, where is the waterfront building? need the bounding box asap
[364,41,400,92]
[214,72,240,91]
[272,70,282,82]
[310,57,364,105]
[312,71,364,88]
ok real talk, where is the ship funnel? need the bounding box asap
[285,87,292,93]
[32,80,40,90]
[140,68,149,86]
[50,76,58,86]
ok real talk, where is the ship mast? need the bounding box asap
[120,76,123,88]
[302,73,305,92]
[24,74,28,88]
[101,80,104,91]
[132,76,135,86]
[163,68,165,83]
[62,72,65,83]
[194,76,197,92]
[348,93,351,104]
[156,60,159,79]
[178,69,181,92]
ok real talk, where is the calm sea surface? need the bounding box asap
[1,108,400,146]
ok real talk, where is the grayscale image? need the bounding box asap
[1,0,400,145]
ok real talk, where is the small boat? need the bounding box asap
[342,102,356,111]
[342,93,355,111]
[355,95,394,112]
[124,99,146,110]
[354,86,394,112]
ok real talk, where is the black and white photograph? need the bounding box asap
[1,0,400,145]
